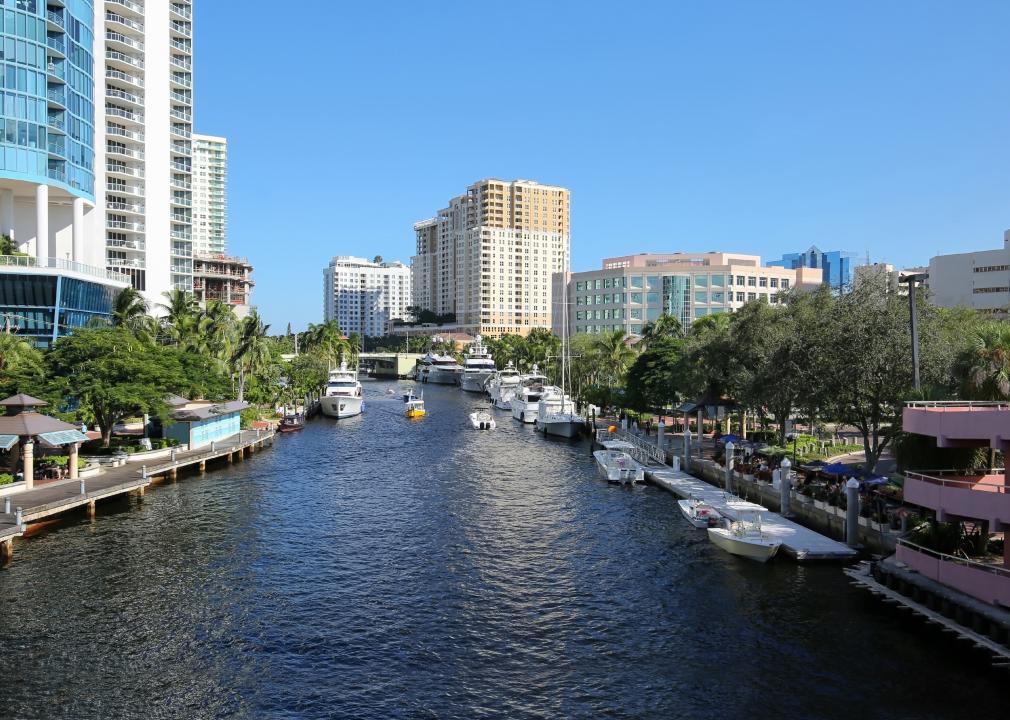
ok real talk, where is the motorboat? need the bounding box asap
[677,498,722,528]
[319,359,364,419]
[707,510,781,562]
[405,391,426,418]
[510,365,549,423]
[425,353,464,385]
[277,414,305,433]
[469,406,496,430]
[401,387,415,402]
[537,386,584,438]
[460,336,497,393]
[593,440,645,485]
[488,361,522,409]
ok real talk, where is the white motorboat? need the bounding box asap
[488,361,522,409]
[511,366,549,423]
[319,359,364,419]
[413,355,433,382]
[460,336,497,393]
[677,498,722,528]
[469,406,496,430]
[593,441,645,485]
[707,511,781,562]
[425,353,464,385]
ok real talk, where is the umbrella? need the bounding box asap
[862,476,888,487]
[820,462,855,475]
[717,434,743,445]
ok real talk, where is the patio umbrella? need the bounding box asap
[820,462,855,475]
[862,476,888,487]
[717,434,742,445]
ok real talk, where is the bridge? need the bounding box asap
[358,352,426,379]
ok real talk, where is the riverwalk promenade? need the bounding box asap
[0,429,275,560]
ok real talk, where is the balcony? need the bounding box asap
[170,124,191,139]
[106,106,144,124]
[904,401,1010,449]
[47,86,67,107]
[170,230,192,241]
[107,200,145,214]
[106,125,144,142]
[106,31,144,52]
[106,50,144,70]
[106,162,144,179]
[171,177,192,190]
[46,36,66,57]
[0,254,127,283]
[47,136,66,157]
[107,219,146,232]
[904,470,1010,527]
[170,38,191,54]
[106,257,146,269]
[106,238,145,252]
[170,73,192,89]
[46,60,65,82]
[171,161,192,173]
[169,91,191,105]
[107,68,144,88]
[170,3,192,20]
[108,0,145,16]
[47,112,66,132]
[106,87,144,108]
[170,55,192,72]
[107,182,144,197]
[106,143,144,160]
[169,20,191,37]
[171,196,192,207]
[105,11,144,33]
[46,10,64,29]
[170,141,191,155]
[897,540,1010,608]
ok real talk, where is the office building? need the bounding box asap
[769,246,859,291]
[411,178,570,338]
[559,252,822,336]
[192,133,225,256]
[0,0,129,346]
[97,0,195,303]
[925,230,1010,315]
[323,255,411,337]
[192,252,253,317]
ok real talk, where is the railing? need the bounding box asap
[106,31,144,51]
[107,220,145,232]
[105,11,144,32]
[107,88,143,105]
[47,138,65,155]
[106,257,146,269]
[106,182,144,196]
[171,73,192,88]
[170,56,192,71]
[46,10,64,27]
[106,125,144,141]
[46,61,64,80]
[46,37,66,55]
[171,3,192,20]
[48,113,65,130]
[170,108,192,122]
[106,238,145,250]
[109,0,145,14]
[106,162,144,178]
[170,39,191,53]
[906,470,1009,493]
[47,87,66,105]
[107,69,143,87]
[107,201,145,213]
[905,400,1010,410]
[0,255,125,282]
[170,125,192,138]
[106,106,143,122]
[107,50,144,69]
[897,538,1010,579]
[107,144,144,160]
[169,20,191,36]
[595,428,666,466]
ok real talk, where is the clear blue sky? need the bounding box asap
[195,1,1010,332]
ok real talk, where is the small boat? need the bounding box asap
[469,407,496,430]
[277,414,305,433]
[707,510,781,563]
[405,391,426,418]
[593,440,644,485]
[677,498,722,528]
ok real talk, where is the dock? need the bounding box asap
[0,429,274,559]
[648,466,857,561]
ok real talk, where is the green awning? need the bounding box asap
[37,430,89,446]
[0,435,17,451]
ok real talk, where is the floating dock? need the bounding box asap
[648,467,858,561]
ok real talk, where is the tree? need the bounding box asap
[232,311,272,402]
[110,287,155,340]
[624,336,686,413]
[593,329,637,389]
[959,320,1010,400]
[47,328,188,447]
[0,331,45,398]
[0,235,16,255]
[640,313,683,348]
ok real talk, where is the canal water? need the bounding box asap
[0,381,1004,719]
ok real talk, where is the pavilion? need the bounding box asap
[0,394,90,489]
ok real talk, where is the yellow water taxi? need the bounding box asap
[405,392,426,418]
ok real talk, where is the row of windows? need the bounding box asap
[574,274,791,291]
[972,286,1009,294]
[973,265,1010,273]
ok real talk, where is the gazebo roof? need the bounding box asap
[0,394,49,409]
[0,412,78,437]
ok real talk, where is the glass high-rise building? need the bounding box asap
[768,246,860,291]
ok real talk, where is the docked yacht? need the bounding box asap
[319,360,364,419]
[707,511,781,562]
[488,361,522,409]
[460,336,497,393]
[425,353,464,385]
[593,440,645,485]
[537,386,584,438]
[510,366,549,423]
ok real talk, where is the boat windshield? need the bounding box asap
[328,381,357,388]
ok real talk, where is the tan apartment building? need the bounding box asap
[555,252,822,336]
[411,179,570,337]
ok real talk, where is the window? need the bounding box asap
[630,309,642,320]
[711,274,725,287]
[630,276,643,288]
[695,275,708,288]
[695,291,708,303]
[646,292,659,304]
[712,291,725,304]
[630,292,643,304]
[781,279,790,289]
[748,292,757,301]
[736,292,745,302]
[696,308,708,317]
[759,277,768,287]
[973,286,1010,294]
[974,265,1010,273]
[736,275,745,285]
[575,281,585,291]
[647,276,660,290]
[748,277,757,287]
[770,278,779,288]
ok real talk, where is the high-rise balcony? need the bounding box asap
[170,72,192,89]
[171,176,192,190]
[904,470,1010,528]
[106,162,145,179]
[106,87,144,108]
[107,181,145,198]
[170,3,192,20]
[105,11,144,33]
[46,36,66,58]
[46,60,65,82]
[170,124,191,139]
[170,141,191,155]
[106,143,144,160]
[47,86,67,108]
[107,68,144,89]
[47,136,66,157]
[106,50,144,71]
[107,200,145,215]
[106,124,145,142]
[46,9,65,30]
[171,196,192,207]
[47,111,66,132]
[170,230,192,241]
[171,161,192,173]
[108,0,145,17]
[106,237,146,251]
[169,20,191,38]
[170,55,192,71]
[106,257,146,269]
[170,38,191,54]
[106,31,144,52]
[106,106,144,124]
[107,219,146,233]
[169,90,191,105]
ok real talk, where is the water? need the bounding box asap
[0,381,1004,719]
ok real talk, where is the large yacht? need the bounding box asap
[425,353,464,385]
[488,361,522,409]
[537,386,584,438]
[319,360,364,418]
[510,366,550,423]
[460,336,497,393]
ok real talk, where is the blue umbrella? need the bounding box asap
[862,476,888,487]
[821,462,855,475]
[718,434,743,444]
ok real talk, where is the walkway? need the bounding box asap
[0,429,274,549]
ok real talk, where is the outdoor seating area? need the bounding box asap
[0,394,90,490]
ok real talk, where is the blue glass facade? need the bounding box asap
[0,271,118,345]
[768,246,859,291]
[0,0,94,200]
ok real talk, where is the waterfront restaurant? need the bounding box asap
[164,398,249,450]
[0,394,89,490]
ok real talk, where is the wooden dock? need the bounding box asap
[648,467,858,561]
[0,429,274,559]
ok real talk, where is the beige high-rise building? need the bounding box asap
[411,178,570,337]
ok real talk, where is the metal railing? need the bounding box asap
[106,50,144,69]
[0,255,124,282]
[905,400,1010,410]
[595,427,666,466]
[898,538,1010,579]
[46,9,64,27]
[106,31,144,51]
[906,470,1009,493]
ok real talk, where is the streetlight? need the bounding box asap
[900,272,929,393]
[786,431,798,466]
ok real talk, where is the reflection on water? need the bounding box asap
[0,381,1004,718]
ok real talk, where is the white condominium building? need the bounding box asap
[925,230,1010,316]
[411,178,571,338]
[97,0,195,304]
[192,133,226,256]
[323,256,412,337]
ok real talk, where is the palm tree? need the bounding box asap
[593,329,637,388]
[961,321,1010,400]
[0,331,39,373]
[200,300,237,366]
[110,287,155,340]
[640,313,683,348]
[158,289,201,348]
[232,310,271,402]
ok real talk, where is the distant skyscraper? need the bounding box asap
[193,134,226,256]
[411,178,571,338]
[324,256,411,337]
[768,246,859,291]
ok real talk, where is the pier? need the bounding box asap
[0,429,274,561]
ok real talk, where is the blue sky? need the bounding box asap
[195,1,1010,332]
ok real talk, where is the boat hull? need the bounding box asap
[541,419,583,438]
[511,400,539,423]
[461,373,492,393]
[677,500,721,528]
[706,527,781,562]
[593,450,644,484]
[427,369,461,385]
[319,395,364,419]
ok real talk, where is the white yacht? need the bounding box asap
[425,353,464,385]
[460,336,498,393]
[510,366,549,423]
[593,440,645,485]
[488,361,522,409]
[707,511,781,563]
[319,360,364,419]
[537,386,583,438]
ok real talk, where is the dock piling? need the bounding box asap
[725,441,735,493]
[0,537,11,561]
[79,479,85,496]
[199,460,206,472]
[15,507,22,529]
[142,465,147,480]
[846,478,860,547]
[683,430,692,472]
[4,497,9,515]
[87,499,96,517]
[780,458,792,517]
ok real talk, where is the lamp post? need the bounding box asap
[787,432,798,466]
[900,272,929,393]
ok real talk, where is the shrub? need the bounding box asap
[0,473,13,485]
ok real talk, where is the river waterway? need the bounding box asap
[0,381,1004,719]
